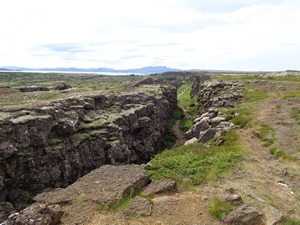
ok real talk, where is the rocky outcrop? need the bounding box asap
[185,78,243,144]
[5,203,63,225]
[185,108,238,144]
[0,84,177,218]
[54,83,72,91]
[191,78,242,114]
[18,86,49,92]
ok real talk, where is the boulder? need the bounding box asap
[54,83,72,91]
[185,120,209,139]
[263,205,283,225]
[198,128,216,143]
[211,116,226,127]
[6,203,63,225]
[34,165,150,204]
[141,179,177,195]
[225,204,265,225]
[184,137,198,145]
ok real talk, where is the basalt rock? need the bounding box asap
[191,77,243,114]
[0,84,177,220]
[184,77,243,144]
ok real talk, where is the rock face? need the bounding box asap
[191,78,242,114]
[184,77,243,144]
[0,84,177,216]
[18,86,49,92]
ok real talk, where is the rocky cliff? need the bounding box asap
[0,84,178,213]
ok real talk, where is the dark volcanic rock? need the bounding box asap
[6,203,63,225]
[18,86,49,92]
[54,83,72,91]
[0,202,16,222]
[198,128,216,143]
[0,84,177,221]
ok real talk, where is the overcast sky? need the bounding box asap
[1,0,299,71]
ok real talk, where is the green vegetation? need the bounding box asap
[0,72,143,89]
[177,83,198,117]
[281,88,300,99]
[146,130,244,186]
[259,124,276,147]
[179,117,193,132]
[96,191,152,213]
[231,108,252,128]
[208,197,235,221]
[291,107,300,121]
[243,90,269,102]
[282,217,300,225]
[164,109,183,149]
[16,148,26,157]
[36,91,62,100]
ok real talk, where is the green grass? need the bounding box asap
[208,197,235,221]
[291,107,300,120]
[164,108,183,149]
[179,118,193,132]
[243,90,270,102]
[97,191,144,213]
[36,91,62,100]
[282,217,300,225]
[177,84,198,117]
[281,88,300,99]
[259,124,276,147]
[145,130,244,186]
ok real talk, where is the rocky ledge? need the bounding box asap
[0,84,178,220]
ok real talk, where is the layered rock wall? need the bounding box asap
[0,85,177,208]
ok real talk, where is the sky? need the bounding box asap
[1,0,300,71]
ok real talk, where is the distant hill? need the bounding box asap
[0,68,11,71]
[3,66,180,74]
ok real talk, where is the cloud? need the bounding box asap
[0,0,300,70]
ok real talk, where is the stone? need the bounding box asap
[185,120,209,139]
[263,205,283,225]
[0,142,17,161]
[226,194,243,206]
[141,179,177,195]
[6,203,63,225]
[211,116,226,127]
[0,202,16,222]
[54,83,72,90]
[34,165,150,204]
[7,189,31,211]
[198,128,216,143]
[225,204,265,225]
[184,137,198,145]
[124,197,152,217]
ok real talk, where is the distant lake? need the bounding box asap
[0,70,147,76]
